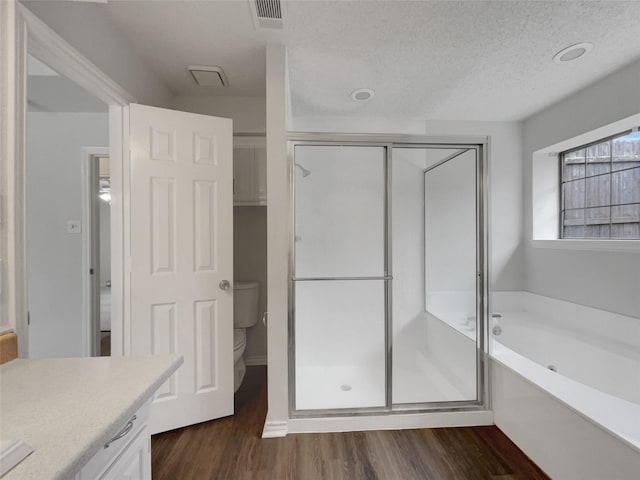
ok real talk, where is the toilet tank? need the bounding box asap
[234,281,260,328]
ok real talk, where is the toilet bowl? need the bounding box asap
[233,329,247,391]
[233,281,259,392]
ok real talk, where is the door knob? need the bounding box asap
[219,280,231,291]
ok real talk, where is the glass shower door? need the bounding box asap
[292,145,387,411]
[392,147,481,405]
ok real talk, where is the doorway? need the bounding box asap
[25,52,110,358]
[83,150,111,356]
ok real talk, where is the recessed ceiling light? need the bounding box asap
[187,65,228,87]
[553,42,593,64]
[351,88,375,102]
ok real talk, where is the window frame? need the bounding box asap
[558,128,640,240]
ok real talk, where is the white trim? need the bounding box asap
[0,0,19,345]
[261,420,288,438]
[265,45,290,427]
[531,113,640,245]
[244,354,268,366]
[287,410,494,435]
[18,6,134,107]
[81,147,109,357]
[109,106,127,357]
[530,239,640,253]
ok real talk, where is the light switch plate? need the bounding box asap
[66,220,82,234]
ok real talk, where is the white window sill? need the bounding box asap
[530,239,640,253]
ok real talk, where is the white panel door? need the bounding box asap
[129,104,233,434]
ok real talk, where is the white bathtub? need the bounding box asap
[491,292,640,479]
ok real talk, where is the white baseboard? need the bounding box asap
[287,410,494,434]
[261,420,288,438]
[245,354,267,366]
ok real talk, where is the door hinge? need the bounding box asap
[90,268,95,275]
[27,311,30,326]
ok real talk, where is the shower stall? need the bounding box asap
[289,135,488,416]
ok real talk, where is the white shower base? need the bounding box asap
[295,348,471,411]
[295,364,385,410]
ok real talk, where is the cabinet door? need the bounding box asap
[233,136,267,205]
[101,426,151,480]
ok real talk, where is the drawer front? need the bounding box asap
[100,425,151,480]
[79,400,150,480]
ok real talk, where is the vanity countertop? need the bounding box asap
[0,355,183,480]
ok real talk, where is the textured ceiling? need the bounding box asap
[100,0,640,121]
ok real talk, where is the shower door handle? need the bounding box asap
[219,280,231,291]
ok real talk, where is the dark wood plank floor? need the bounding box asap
[152,366,549,480]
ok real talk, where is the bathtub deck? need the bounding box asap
[152,366,550,480]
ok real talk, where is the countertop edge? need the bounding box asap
[55,355,184,480]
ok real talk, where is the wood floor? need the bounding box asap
[152,367,549,480]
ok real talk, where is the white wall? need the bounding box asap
[425,149,477,297]
[174,96,266,134]
[522,59,640,318]
[392,149,426,342]
[292,115,426,135]
[26,112,109,358]
[424,121,524,292]
[23,1,173,107]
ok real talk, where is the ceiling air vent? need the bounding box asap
[250,0,283,29]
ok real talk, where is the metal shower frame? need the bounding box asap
[286,132,491,419]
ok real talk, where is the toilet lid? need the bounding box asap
[233,329,246,350]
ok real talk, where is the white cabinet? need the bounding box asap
[233,136,267,206]
[101,426,151,480]
[76,400,151,480]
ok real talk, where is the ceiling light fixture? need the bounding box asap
[351,88,375,102]
[553,42,593,64]
[187,65,228,87]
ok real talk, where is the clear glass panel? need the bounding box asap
[294,146,385,278]
[563,207,584,227]
[294,280,386,410]
[563,179,585,209]
[611,222,640,239]
[612,167,640,205]
[564,163,585,181]
[585,174,610,208]
[612,203,640,239]
[586,141,610,176]
[585,224,610,238]
[563,148,586,180]
[612,131,640,171]
[564,225,586,238]
[585,206,610,225]
[389,148,478,404]
[584,206,611,238]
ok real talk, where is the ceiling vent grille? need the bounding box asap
[250,0,283,29]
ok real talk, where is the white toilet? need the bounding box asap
[233,281,260,392]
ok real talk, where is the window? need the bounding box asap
[560,130,640,239]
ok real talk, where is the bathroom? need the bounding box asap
[2,2,640,479]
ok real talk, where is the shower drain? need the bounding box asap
[340,384,352,392]
[547,365,557,372]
